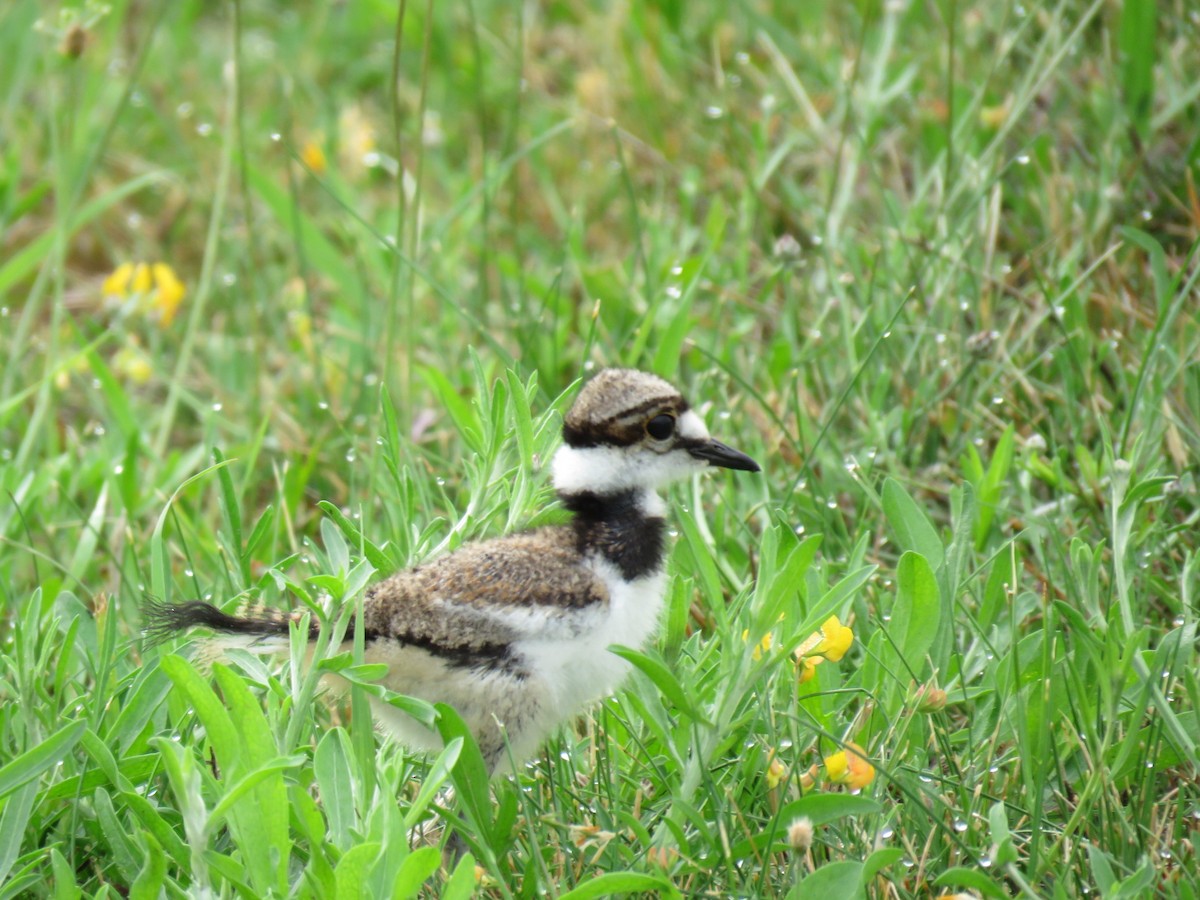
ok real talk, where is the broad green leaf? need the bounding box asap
[435,704,494,844]
[0,720,85,798]
[891,551,940,679]
[127,832,167,900]
[440,853,479,900]
[882,478,943,569]
[0,782,37,884]
[777,793,882,827]
[932,868,1008,899]
[1118,0,1156,138]
[558,872,681,900]
[334,842,382,899]
[158,656,240,773]
[391,846,442,899]
[314,728,356,849]
[788,860,863,898]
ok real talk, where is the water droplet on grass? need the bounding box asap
[704,105,724,119]
[954,818,968,832]
[1016,153,1030,165]
[212,402,222,411]
[196,122,213,137]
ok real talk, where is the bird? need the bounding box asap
[145,368,760,776]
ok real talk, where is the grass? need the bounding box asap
[1,0,1198,896]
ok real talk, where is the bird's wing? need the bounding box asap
[362,528,609,659]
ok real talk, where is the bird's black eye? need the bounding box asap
[646,414,676,440]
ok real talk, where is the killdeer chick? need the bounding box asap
[146,368,759,775]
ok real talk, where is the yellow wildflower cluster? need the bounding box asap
[823,742,875,791]
[795,614,854,683]
[764,739,876,794]
[103,262,186,326]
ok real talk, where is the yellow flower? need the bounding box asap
[149,263,186,325]
[795,615,854,663]
[103,261,187,326]
[824,742,875,790]
[742,628,774,661]
[765,752,787,790]
[797,655,823,683]
[300,139,327,175]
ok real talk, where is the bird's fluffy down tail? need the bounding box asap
[142,600,319,646]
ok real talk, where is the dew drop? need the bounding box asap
[980,854,993,868]
[317,401,329,410]
[345,448,357,463]
[270,131,281,142]
[665,285,682,300]
[704,105,724,119]
[113,464,124,475]
[880,826,894,839]
[221,272,237,286]
[1015,153,1030,165]
[954,818,968,832]
[196,122,214,137]
[177,101,194,118]
[212,402,223,411]
[1172,615,1185,627]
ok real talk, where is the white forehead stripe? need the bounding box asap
[677,410,710,441]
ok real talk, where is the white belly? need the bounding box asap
[517,560,667,724]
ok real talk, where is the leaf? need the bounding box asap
[0,782,38,884]
[391,846,442,899]
[0,719,85,798]
[318,500,394,573]
[882,478,943,569]
[314,729,356,849]
[1118,0,1156,138]
[439,853,479,900]
[932,868,1008,899]
[558,872,681,900]
[334,842,382,899]
[862,847,904,881]
[891,551,940,679]
[434,704,494,844]
[788,860,863,898]
[777,793,882,827]
[127,831,167,900]
[609,646,712,725]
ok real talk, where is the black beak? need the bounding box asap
[688,439,761,472]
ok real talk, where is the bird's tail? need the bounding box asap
[142,599,320,647]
